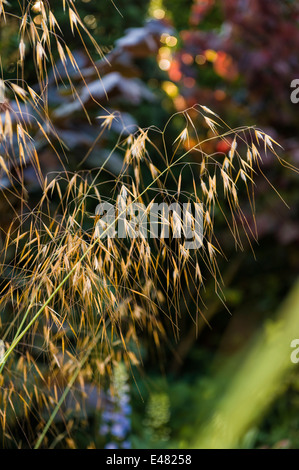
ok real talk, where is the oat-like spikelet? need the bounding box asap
[0,0,110,206]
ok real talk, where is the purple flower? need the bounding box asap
[102,411,114,422]
[117,414,131,431]
[120,403,132,415]
[119,394,130,406]
[105,442,118,449]
[122,441,131,449]
[111,423,127,439]
[100,364,132,448]
[99,424,110,436]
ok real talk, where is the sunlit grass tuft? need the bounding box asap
[0,103,295,447]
